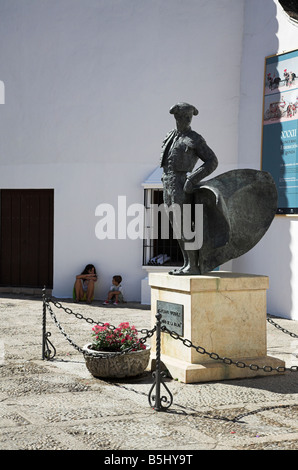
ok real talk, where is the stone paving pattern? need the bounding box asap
[1,294,298,451]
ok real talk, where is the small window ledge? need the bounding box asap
[142,265,181,273]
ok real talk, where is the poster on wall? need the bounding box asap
[261,48,298,215]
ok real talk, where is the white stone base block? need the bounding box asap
[149,272,285,384]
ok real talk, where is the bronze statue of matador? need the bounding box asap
[160,102,278,275]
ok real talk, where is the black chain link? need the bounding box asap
[44,297,156,358]
[267,316,298,338]
[162,320,298,373]
[44,296,298,372]
[47,297,151,335]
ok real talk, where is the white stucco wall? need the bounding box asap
[234,0,298,320]
[0,0,245,300]
[2,0,298,318]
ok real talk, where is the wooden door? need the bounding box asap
[0,189,54,288]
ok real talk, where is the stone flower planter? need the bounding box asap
[83,344,151,378]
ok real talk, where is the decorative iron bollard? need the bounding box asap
[148,313,173,411]
[42,287,56,360]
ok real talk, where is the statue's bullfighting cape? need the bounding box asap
[193,169,278,273]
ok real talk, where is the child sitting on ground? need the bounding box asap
[103,275,124,305]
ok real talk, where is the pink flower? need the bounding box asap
[90,320,145,352]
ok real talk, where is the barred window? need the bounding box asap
[142,187,183,267]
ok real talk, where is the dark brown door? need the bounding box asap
[0,189,54,288]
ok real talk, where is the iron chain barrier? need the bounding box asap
[42,293,156,359]
[267,315,298,339]
[161,323,298,374]
[42,289,298,412]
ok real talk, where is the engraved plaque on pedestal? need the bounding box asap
[157,300,184,336]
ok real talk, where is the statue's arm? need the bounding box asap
[184,138,218,194]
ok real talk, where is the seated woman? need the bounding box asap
[74,264,97,303]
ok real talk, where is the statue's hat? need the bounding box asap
[169,102,198,116]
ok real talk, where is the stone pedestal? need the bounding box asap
[149,272,285,383]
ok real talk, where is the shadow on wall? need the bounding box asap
[234,0,294,319]
[236,218,293,319]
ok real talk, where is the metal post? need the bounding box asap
[41,286,56,360]
[154,313,162,410]
[148,312,173,411]
[42,287,46,360]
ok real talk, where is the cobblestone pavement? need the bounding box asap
[1,293,298,452]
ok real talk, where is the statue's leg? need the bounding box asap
[165,181,201,275]
[169,196,201,275]
[162,195,186,274]
[180,250,200,274]
[168,237,188,275]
